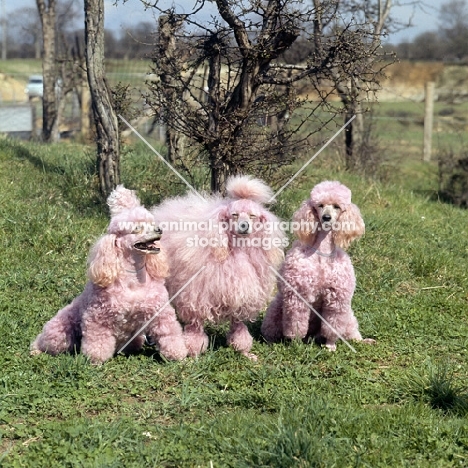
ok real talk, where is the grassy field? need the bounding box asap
[0,135,467,467]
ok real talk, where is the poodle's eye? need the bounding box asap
[232,213,239,219]
[318,204,324,208]
[333,205,340,210]
[132,225,143,234]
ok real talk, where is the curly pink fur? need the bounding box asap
[107,185,141,215]
[261,180,371,351]
[31,187,187,363]
[152,176,286,358]
[226,175,274,203]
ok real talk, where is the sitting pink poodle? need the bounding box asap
[261,180,375,351]
[30,186,187,364]
[152,175,286,359]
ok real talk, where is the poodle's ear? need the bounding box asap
[87,234,122,287]
[292,200,319,245]
[216,205,230,223]
[205,205,229,262]
[146,249,170,279]
[266,245,285,268]
[334,203,365,250]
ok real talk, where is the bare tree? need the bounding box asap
[145,0,395,192]
[8,7,42,59]
[36,0,59,142]
[328,0,393,170]
[10,2,81,59]
[84,0,120,198]
[156,14,187,164]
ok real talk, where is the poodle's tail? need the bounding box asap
[226,175,274,204]
[107,185,141,215]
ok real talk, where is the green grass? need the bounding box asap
[0,59,43,79]
[0,136,467,467]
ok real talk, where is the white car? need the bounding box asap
[25,75,44,99]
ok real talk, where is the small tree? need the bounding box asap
[36,0,59,142]
[315,0,393,170]
[35,0,81,141]
[438,149,468,208]
[145,0,395,192]
[9,7,43,59]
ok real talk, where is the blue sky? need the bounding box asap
[5,0,446,44]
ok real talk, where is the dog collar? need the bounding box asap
[125,263,146,273]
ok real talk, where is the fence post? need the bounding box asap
[423,81,435,162]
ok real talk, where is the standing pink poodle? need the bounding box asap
[30,186,187,363]
[152,175,286,359]
[261,180,375,351]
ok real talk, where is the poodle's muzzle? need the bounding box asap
[317,205,340,227]
[236,218,253,236]
[134,228,162,254]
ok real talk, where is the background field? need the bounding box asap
[0,131,467,466]
[2,58,468,164]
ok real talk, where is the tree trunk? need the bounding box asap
[84,0,120,198]
[36,0,59,142]
[165,129,185,164]
[210,161,228,194]
[206,34,226,193]
[158,15,185,164]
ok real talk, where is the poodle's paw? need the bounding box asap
[82,348,115,366]
[261,332,282,344]
[158,336,188,361]
[183,323,209,357]
[325,343,337,352]
[30,349,42,356]
[227,322,254,355]
[260,322,283,343]
[184,333,209,358]
[186,343,208,358]
[242,352,258,361]
[361,338,376,345]
[83,350,113,365]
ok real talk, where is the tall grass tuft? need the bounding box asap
[398,362,468,416]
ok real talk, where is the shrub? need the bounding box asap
[438,148,468,208]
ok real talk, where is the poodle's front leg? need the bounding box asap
[320,305,362,351]
[183,322,209,357]
[282,290,311,341]
[81,320,117,364]
[227,321,256,360]
[148,305,187,361]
